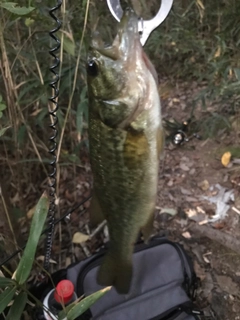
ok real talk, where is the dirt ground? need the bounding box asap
[156,82,240,320]
[1,82,239,319]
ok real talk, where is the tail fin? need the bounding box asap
[97,253,132,294]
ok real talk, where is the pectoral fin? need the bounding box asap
[89,191,105,227]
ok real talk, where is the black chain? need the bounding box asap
[43,0,63,272]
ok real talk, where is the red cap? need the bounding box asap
[54,280,74,304]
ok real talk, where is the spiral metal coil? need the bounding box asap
[43,0,62,272]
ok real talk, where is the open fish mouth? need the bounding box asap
[91,7,140,61]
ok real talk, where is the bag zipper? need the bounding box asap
[150,302,204,320]
[149,305,182,320]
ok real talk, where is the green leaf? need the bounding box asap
[15,192,49,284]
[0,3,35,15]
[59,287,111,320]
[76,102,83,136]
[67,154,80,164]
[0,286,16,314]
[0,126,11,137]
[234,68,240,81]
[0,103,7,111]
[0,95,2,102]
[0,277,16,288]
[80,86,87,101]
[25,17,35,27]
[17,125,27,148]
[6,291,28,320]
[62,35,75,57]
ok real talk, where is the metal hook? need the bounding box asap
[106,0,174,45]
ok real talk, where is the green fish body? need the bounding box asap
[86,8,164,294]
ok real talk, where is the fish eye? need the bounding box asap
[87,59,99,77]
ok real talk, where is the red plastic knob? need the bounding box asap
[54,280,75,304]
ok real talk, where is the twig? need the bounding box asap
[189,223,240,255]
[89,220,107,239]
[80,243,91,257]
[0,185,19,254]
[232,206,240,215]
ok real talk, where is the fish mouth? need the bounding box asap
[91,7,140,61]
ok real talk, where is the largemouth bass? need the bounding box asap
[86,8,164,294]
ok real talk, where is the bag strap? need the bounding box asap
[179,302,204,318]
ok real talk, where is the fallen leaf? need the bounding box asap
[36,256,57,264]
[65,257,72,267]
[197,180,210,191]
[196,206,206,214]
[180,187,192,195]
[159,208,177,216]
[221,151,231,167]
[182,231,191,239]
[72,232,90,244]
[179,162,190,171]
[173,98,180,103]
[27,205,36,219]
[194,260,206,281]
[198,219,208,225]
[203,255,210,264]
[185,208,208,223]
[189,168,196,175]
[212,222,225,229]
[185,208,197,218]
[186,196,199,202]
[214,46,221,58]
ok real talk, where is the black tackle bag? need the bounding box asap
[67,236,204,320]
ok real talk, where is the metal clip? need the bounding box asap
[106,0,174,45]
